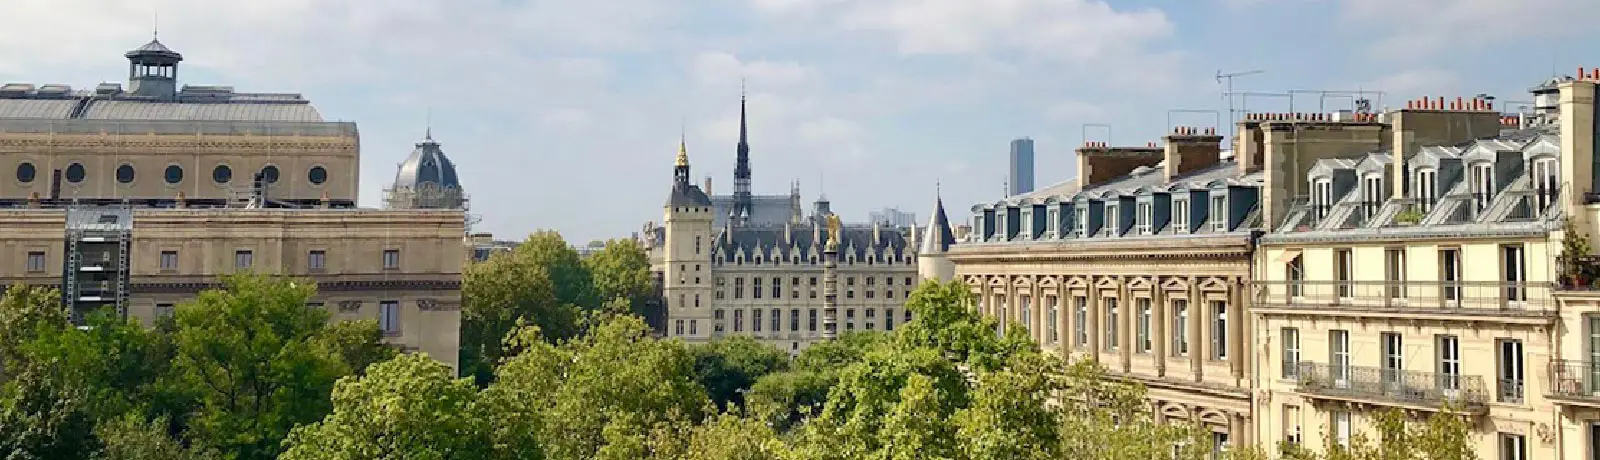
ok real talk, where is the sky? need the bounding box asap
[2,0,1598,243]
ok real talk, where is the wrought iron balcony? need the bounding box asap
[1548,359,1600,402]
[1254,280,1554,316]
[1295,362,1488,410]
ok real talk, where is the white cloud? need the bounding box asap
[1340,0,1600,58]
[690,51,814,88]
[1363,69,1464,98]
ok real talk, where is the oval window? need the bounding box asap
[65,163,85,183]
[116,164,135,184]
[308,166,328,185]
[164,165,184,184]
[212,165,232,184]
[15,162,35,183]
[261,165,280,183]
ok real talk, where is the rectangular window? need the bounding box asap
[1019,294,1032,335]
[1498,339,1524,403]
[690,320,698,335]
[790,309,800,331]
[1532,158,1559,211]
[1287,254,1305,298]
[1103,297,1119,351]
[1136,202,1152,235]
[1442,248,1463,304]
[1104,204,1119,236]
[1210,195,1227,231]
[1504,244,1527,305]
[155,303,176,319]
[308,250,326,271]
[1381,332,1403,389]
[752,309,762,332]
[1281,327,1300,379]
[1173,199,1189,233]
[1045,296,1059,345]
[24,251,44,272]
[1499,433,1527,460]
[1171,299,1188,356]
[1047,209,1060,238]
[1471,162,1495,211]
[1136,298,1152,353]
[845,308,855,331]
[675,320,685,336]
[1438,335,1461,394]
[770,308,780,332]
[713,309,725,332]
[1075,296,1089,346]
[1416,169,1438,212]
[886,308,896,331]
[1210,300,1228,360]
[378,301,400,335]
[753,278,763,299]
[1283,406,1302,445]
[1330,330,1350,387]
[234,250,254,269]
[733,310,745,332]
[1335,248,1353,299]
[1331,411,1351,447]
[695,235,702,255]
[735,278,745,299]
[1313,178,1334,220]
[159,250,178,271]
[772,277,781,299]
[1362,174,1384,219]
[1075,208,1088,238]
[808,309,817,332]
[1385,248,1406,300]
[382,249,400,269]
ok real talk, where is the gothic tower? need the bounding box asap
[917,187,956,283]
[663,137,715,341]
[732,90,753,225]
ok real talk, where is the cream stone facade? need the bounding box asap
[956,127,1263,453]
[0,38,466,370]
[1250,77,1598,459]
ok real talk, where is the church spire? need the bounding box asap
[674,133,691,185]
[732,82,753,224]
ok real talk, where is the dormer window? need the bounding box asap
[1173,199,1190,234]
[1104,203,1119,237]
[1075,208,1087,238]
[997,210,1008,240]
[1210,195,1227,232]
[1413,168,1437,213]
[973,215,983,241]
[1311,178,1333,220]
[1136,202,1152,235]
[1532,158,1558,210]
[1020,208,1033,239]
[1470,162,1494,211]
[1361,174,1384,219]
[1047,208,1059,239]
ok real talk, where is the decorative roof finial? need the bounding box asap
[424,108,433,141]
[675,130,689,167]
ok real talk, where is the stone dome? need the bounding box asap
[393,130,460,191]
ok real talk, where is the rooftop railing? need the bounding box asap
[1295,362,1488,409]
[1254,280,1554,315]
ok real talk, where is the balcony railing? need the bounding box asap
[1295,362,1488,409]
[1549,359,1600,401]
[1255,280,1554,315]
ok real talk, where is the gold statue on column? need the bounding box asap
[825,214,842,251]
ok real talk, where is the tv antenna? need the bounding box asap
[1217,69,1265,127]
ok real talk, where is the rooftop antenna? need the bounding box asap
[1216,69,1264,135]
[424,107,433,140]
[153,6,159,40]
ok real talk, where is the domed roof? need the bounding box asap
[393,130,461,190]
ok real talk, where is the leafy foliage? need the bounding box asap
[687,336,790,411]
[279,353,486,460]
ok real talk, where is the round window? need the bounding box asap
[212,165,232,184]
[261,165,280,183]
[65,163,85,183]
[308,166,328,185]
[164,165,183,184]
[116,164,135,184]
[15,162,35,183]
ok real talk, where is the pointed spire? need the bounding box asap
[738,80,749,146]
[921,182,955,254]
[676,132,689,167]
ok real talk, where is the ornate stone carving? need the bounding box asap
[337,300,363,312]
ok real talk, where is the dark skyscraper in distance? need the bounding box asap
[1008,138,1035,195]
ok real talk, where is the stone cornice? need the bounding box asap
[949,235,1253,263]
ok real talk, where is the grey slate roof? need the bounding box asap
[711,194,796,227]
[393,132,461,190]
[81,100,322,122]
[668,183,713,207]
[979,159,1261,210]
[0,99,76,118]
[714,223,912,261]
[921,196,955,253]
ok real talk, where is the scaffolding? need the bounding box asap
[62,206,133,324]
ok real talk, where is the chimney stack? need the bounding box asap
[1075,142,1163,189]
[704,176,714,196]
[1164,126,1225,182]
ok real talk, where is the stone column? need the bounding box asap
[1189,277,1203,381]
[1056,283,1070,355]
[821,245,839,340]
[1230,278,1245,383]
[1088,279,1102,363]
[1154,279,1168,377]
[1119,277,1133,373]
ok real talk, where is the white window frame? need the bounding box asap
[1362,173,1384,219]
[1331,330,1351,388]
[1171,299,1188,356]
[1210,195,1227,232]
[1104,297,1119,351]
[1045,296,1059,344]
[1312,178,1333,220]
[1504,244,1527,306]
[1074,296,1089,346]
[1210,300,1228,361]
[1136,202,1152,235]
[378,300,401,335]
[1075,208,1088,238]
[1414,168,1438,212]
[1047,209,1060,239]
[1438,335,1461,397]
[1104,203,1119,237]
[1282,327,1300,379]
[1471,162,1495,211]
[1173,199,1190,234]
[1532,157,1558,211]
[1136,297,1152,353]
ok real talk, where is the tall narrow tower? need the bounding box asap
[663,137,715,341]
[733,90,753,224]
[917,187,956,283]
[821,215,841,340]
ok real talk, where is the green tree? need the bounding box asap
[583,239,656,318]
[516,231,596,309]
[170,274,350,460]
[0,285,68,372]
[461,239,579,384]
[312,319,398,376]
[92,414,220,460]
[279,353,487,460]
[744,370,830,432]
[688,336,790,411]
[894,280,1034,371]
